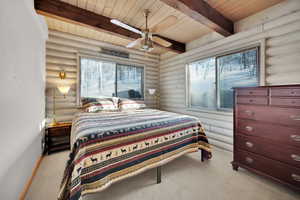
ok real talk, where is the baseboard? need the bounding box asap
[19,156,44,200]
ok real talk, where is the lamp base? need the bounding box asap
[49,118,58,127]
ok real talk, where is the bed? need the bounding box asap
[58,109,212,200]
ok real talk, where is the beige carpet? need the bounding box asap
[26,147,300,200]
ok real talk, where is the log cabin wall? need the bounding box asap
[159,0,300,151]
[46,30,160,123]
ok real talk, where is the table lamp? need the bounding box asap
[50,71,71,126]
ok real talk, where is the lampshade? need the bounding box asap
[57,85,71,94]
[148,88,156,95]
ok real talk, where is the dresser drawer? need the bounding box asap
[270,88,300,97]
[49,136,69,145]
[270,97,300,107]
[235,150,300,188]
[237,97,268,105]
[236,135,300,168]
[237,119,300,148]
[48,126,71,137]
[236,105,300,127]
[236,88,268,96]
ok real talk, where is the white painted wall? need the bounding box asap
[0,0,48,199]
[159,0,300,151]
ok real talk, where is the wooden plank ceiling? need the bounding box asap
[159,0,233,36]
[204,0,285,21]
[40,0,284,55]
[58,0,212,43]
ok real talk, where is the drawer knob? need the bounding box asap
[249,91,253,94]
[245,142,254,148]
[245,157,254,163]
[291,174,300,182]
[290,135,300,142]
[291,154,300,161]
[245,126,253,132]
[249,99,254,103]
[290,115,300,120]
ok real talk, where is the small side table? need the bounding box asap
[45,123,72,154]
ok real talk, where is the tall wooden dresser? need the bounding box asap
[232,85,300,190]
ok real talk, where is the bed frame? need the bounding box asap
[156,149,205,184]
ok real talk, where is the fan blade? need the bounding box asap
[111,19,142,35]
[150,15,178,33]
[126,38,143,48]
[152,36,172,47]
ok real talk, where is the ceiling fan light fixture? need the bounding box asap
[140,43,153,51]
[140,37,153,52]
[140,45,153,52]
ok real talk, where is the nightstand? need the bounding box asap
[45,123,72,154]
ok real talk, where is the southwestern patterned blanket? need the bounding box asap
[58,109,212,200]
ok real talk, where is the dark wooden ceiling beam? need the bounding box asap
[34,0,185,53]
[159,0,234,36]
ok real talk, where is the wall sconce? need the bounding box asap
[57,71,71,97]
[59,71,66,79]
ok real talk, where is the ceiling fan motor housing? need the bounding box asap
[141,31,153,51]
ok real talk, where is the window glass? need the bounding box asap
[189,57,216,109]
[116,64,144,99]
[80,58,116,98]
[217,49,259,109]
[80,58,144,101]
[187,47,259,110]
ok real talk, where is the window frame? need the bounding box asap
[77,55,145,105]
[186,45,260,112]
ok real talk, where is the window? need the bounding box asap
[189,57,216,109]
[116,64,144,99]
[188,47,259,110]
[80,57,144,100]
[217,49,259,109]
[80,58,116,98]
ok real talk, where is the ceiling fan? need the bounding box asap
[111,9,177,52]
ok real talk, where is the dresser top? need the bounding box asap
[47,122,72,129]
[233,84,300,89]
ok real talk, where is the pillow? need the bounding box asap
[81,98,98,106]
[83,99,118,112]
[119,99,146,110]
[81,97,119,107]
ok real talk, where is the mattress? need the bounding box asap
[58,109,212,200]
